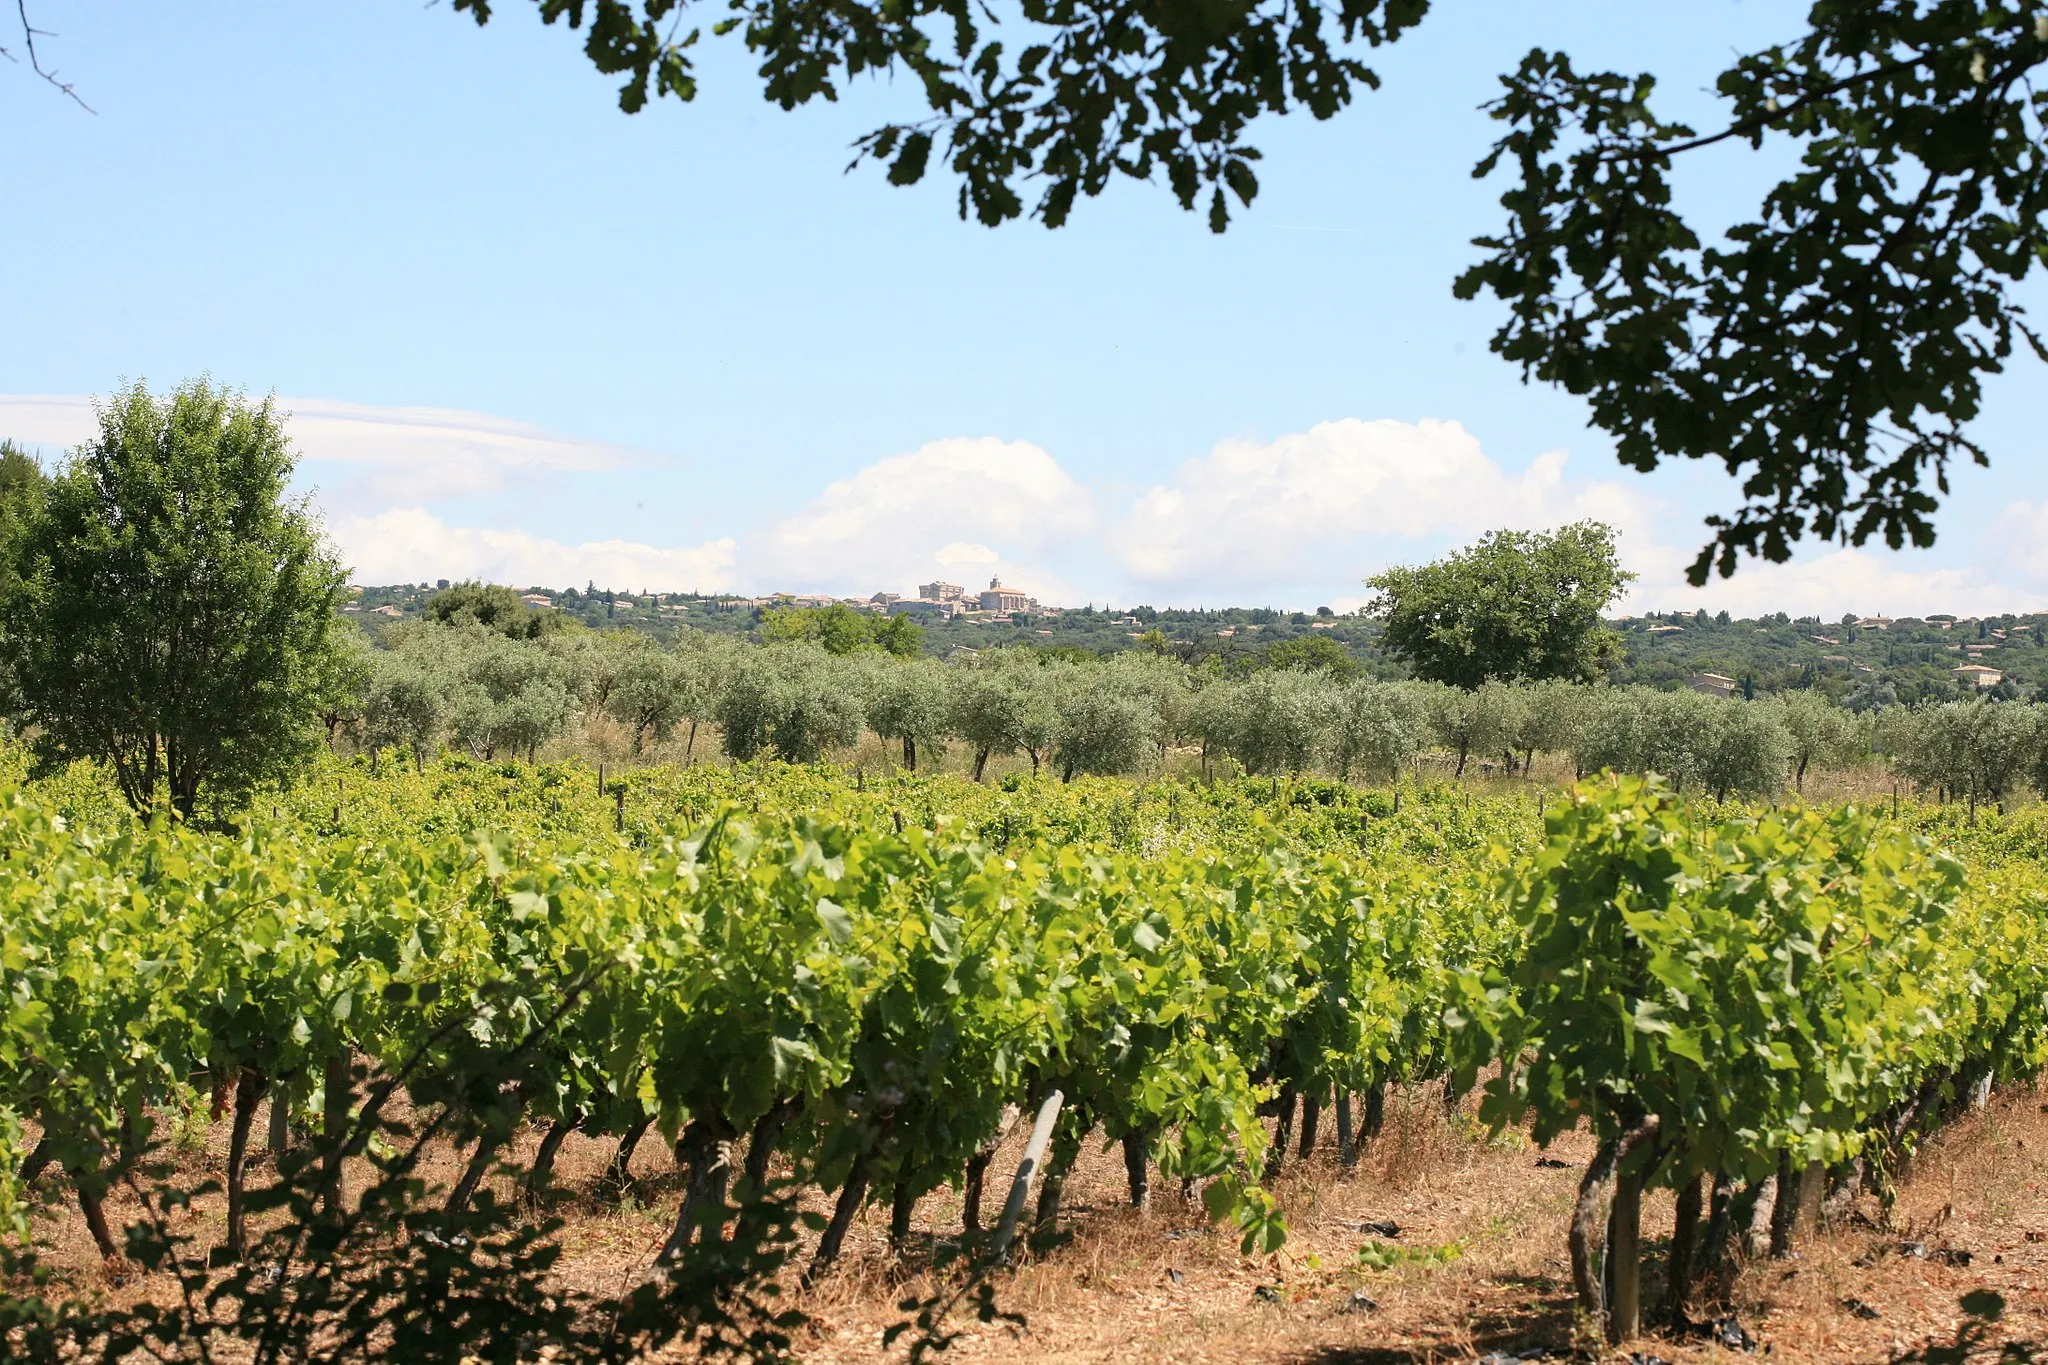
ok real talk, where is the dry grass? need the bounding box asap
[27,1081,2048,1362]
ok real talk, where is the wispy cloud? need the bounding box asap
[331,507,737,594]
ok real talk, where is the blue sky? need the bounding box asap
[5,1,2045,615]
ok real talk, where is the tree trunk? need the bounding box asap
[1364,1082,1387,1140]
[1123,1129,1152,1209]
[1664,1170,1703,1324]
[1768,1149,1797,1257]
[659,1116,735,1262]
[447,1132,503,1215]
[803,1152,871,1286]
[1264,1088,1298,1181]
[605,1114,655,1197]
[1699,1170,1736,1270]
[1297,1089,1321,1158]
[73,1166,119,1259]
[890,1183,916,1250]
[742,1097,800,1199]
[224,1070,265,1260]
[322,1049,354,1217]
[962,1149,993,1234]
[525,1109,584,1197]
[973,746,990,782]
[903,735,916,772]
[1570,1137,1621,1328]
[1569,1116,1661,1336]
[1455,743,1470,778]
[1741,1174,1778,1259]
[1334,1090,1357,1167]
[18,1136,52,1187]
[1034,1132,1081,1237]
[268,1082,291,1157]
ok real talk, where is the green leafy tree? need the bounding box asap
[0,380,351,818]
[1263,632,1360,680]
[948,660,1031,781]
[0,439,46,602]
[1053,671,1160,781]
[1692,698,1792,803]
[1420,680,1524,778]
[1366,523,1634,689]
[427,580,565,639]
[760,603,924,657]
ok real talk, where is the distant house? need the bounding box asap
[519,593,553,607]
[979,577,1031,613]
[1647,624,1686,635]
[1811,635,1841,645]
[1955,663,2004,688]
[918,581,965,603]
[373,604,404,618]
[1687,673,1738,698]
[890,598,961,620]
[870,592,901,607]
[1854,616,1893,630]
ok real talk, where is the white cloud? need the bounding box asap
[0,393,650,510]
[748,436,1094,599]
[331,507,736,594]
[1116,418,1661,593]
[14,390,2046,616]
[0,394,99,449]
[1635,545,2041,621]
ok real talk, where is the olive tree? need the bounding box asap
[446,627,576,762]
[1891,698,2037,813]
[588,631,694,754]
[1053,669,1160,781]
[1766,689,1867,791]
[0,380,351,818]
[949,655,1040,780]
[1326,680,1427,781]
[361,644,449,769]
[1508,679,1588,776]
[1691,698,1792,803]
[1421,680,1524,777]
[865,655,952,772]
[1215,670,1335,775]
[716,643,865,764]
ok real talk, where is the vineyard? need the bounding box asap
[6,749,2048,1359]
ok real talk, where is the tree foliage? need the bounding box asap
[425,3,2048,567]
[0,381,351,818]
[1455,3,2048,581]
[427,580,565,639]
[1366,522,1635,689]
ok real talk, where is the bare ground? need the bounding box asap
[29,1080,2048,1363]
